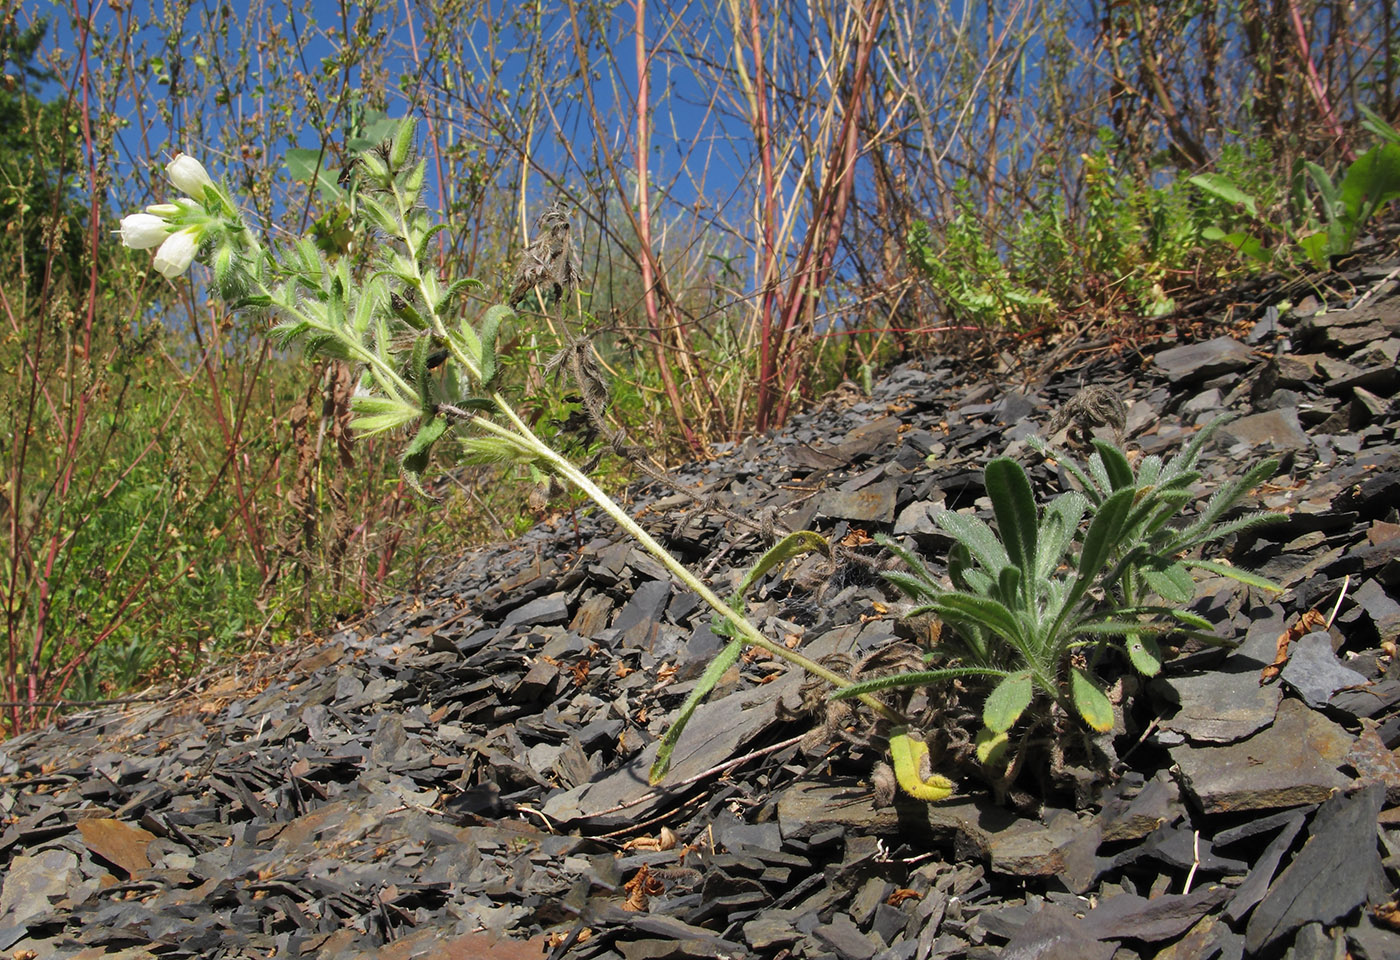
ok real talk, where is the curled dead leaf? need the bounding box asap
[1261,608,1327,684]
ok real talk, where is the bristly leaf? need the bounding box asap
[1092,439,1135,490]
[937,510,1010,575]
[1141,558,1195,604]
[348,395,422,436]
[655,530,831,783]
[889,729,954,801]
[649,636,744,784]
[983,671,1033,733]
[1070,667,1114,732]
[399,415,449,498]
[476,305,512,387]
[1182,559,1283,593]
[985,458,1038,587]
[1125,632,1162,676]
[829,666,1011,701]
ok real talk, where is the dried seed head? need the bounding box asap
[510,197,581,309]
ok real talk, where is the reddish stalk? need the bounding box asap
[1286,0,1355,161]
[633,0,700,452]
[756,0,889,431]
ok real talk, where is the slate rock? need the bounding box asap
[1219,407,1311,452]
[1245,783,1388,954]
[612,579,672,648]
[812,914,878,960]
[817,479,898,524]
[998,903,1115,960]
[500,591,570,630]
[1345,724,1400,803]
[1078,885,1231,942]
[1301,299,1400,351]
[0,848,80,926]
[1171,697,1354,813]
[1153,337,1253,384]
[1222,810,1308,924]
[1158,607,1284,744]
[1280,631,1369,708]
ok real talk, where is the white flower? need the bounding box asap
[118,213,170,250]
[152,228,199,278]
[166,154,214,198]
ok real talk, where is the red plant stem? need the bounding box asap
[749,0,778,430]
[633,0,700,452]
[756,0,888,431]
[1286,0,1354,162]
[190,311,270,577]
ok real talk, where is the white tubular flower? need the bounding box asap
[165,154,215,198]
[152,228,200,278]
[118,213,170,250]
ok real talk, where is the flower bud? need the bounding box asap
[118,213,171,250]
[152,228,200,278]
[143,202,183,218]
[165,154,215,198]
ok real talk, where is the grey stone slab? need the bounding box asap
[1079,886,1231,942]
[1158,606,1284,744]
[1171,697,1354,814]
[1280,631,1369,708]
[1153,337,1253,383]
[999,903,1115,960]
[541,675,791,827]
[1245,783,1388,954]
[1302,299,1400,350]
[812,914,878,960]
[611,579,672,648]
[817,478,898,524]
[1223,810,1308,923]
[1339,578,1400,644]
[0,849,79,926]
[1220,407,1311,452]
[500,591,570,630]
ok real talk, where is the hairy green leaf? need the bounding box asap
[400,415,449,497]
[983,671,1033,733]
[649,636,744,784]
[1070,667,1113,732]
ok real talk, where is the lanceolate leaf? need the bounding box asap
[1036,492,1087,580]
[659,530,832,780]
[400,414,449,497]
[937,510,1010,575]
[983,671,1033,733]
[1070,667,1114,732]
[649,636,744,784]
[930,593,1024,647]
[1091,440,1134,490]
[829,666,1011,701]
[348,395,422,436]
[985,458,1038,580]
[1142,559,1195,604]
[1182,559,1283,593]
[1125,632,1162,676]
[475,304,512,387]
[734,530,830,599]
[889,729,954,801]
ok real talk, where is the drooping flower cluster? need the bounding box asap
[118,154,220,279]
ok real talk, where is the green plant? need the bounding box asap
[908,184,1053,330]
[1192,110,1400,269]
[832,416,1281,785]
[117,121,904,749]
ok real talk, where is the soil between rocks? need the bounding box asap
[3,261,1400,960]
